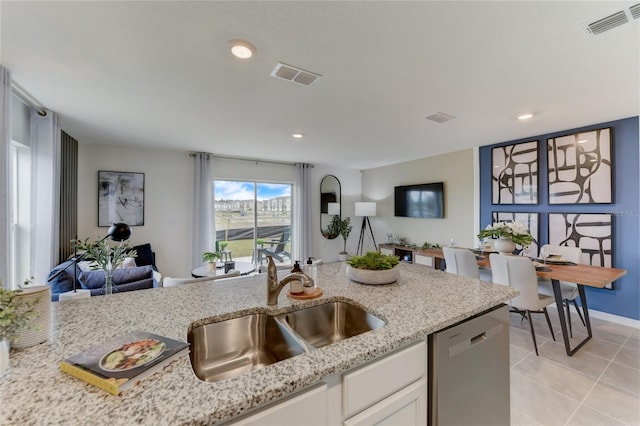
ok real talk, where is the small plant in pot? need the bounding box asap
[0,279,40,376]
[336,216,352,261]
[346,252,400,285]
[202,251,221,271]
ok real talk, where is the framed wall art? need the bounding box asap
[492,140,538,204]
[492,211,539,256]
[98,171,145,227]
[547,127,612,204]
[548,212,614,289]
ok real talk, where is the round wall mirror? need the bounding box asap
[320,175,341,239]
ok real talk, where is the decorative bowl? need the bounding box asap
[346,265,400,285]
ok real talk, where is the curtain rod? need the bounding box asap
[189,152,313,167]
[11,81,47,116]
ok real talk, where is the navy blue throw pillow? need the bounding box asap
[132,243,154,268]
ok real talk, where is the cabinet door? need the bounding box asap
[231,383,328,426]
[379,247,393,256]
[414,254,433,267]
[343,341,426,418]
[344,378,427,426]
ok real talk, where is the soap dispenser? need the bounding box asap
[289,261,304,294]
[303,257,317,294]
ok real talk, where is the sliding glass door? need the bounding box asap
[214,180,292,266]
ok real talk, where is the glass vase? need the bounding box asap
[104,270,113,295]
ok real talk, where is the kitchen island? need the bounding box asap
[0,262,516,425]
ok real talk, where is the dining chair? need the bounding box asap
[443,247,480,278]
[490,253,556,355]
[537,244,585,337]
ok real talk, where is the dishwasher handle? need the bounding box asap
[448,324,503,358]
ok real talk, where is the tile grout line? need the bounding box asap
[563,334,631,425]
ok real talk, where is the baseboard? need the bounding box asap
[549,303,640,329]
[588,309,640,329]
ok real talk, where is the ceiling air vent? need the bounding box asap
[581,10,629,36]
[630,3,640,20]
[426,112,456,123]
[271,62,321,86]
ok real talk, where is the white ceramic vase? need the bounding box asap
[0,338,9,377]
[337,252,348,261]
[493,237,516,254]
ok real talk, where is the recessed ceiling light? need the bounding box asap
[518,113,534,120]
[292,133,304,139]
[228,39,256,59]
[578,139,589,144]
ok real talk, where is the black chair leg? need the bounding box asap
[526,310,539,356]
[543,307,556,342]
[572,299,586,326]
[565,299,573,338]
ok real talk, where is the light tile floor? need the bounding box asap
[509,307,640,426]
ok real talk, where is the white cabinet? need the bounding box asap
[343,341,426,418]
[414,254,433,267]
[344,378,427,426]
[228,340,427,426]
[231,383,328,426]
[379,247,393,256]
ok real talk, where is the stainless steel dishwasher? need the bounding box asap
[428,304,510,426]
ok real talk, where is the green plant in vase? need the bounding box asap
[202,251,221,271]
[337,217,352,260]
[72,238,137,295]
[0,281,39,344]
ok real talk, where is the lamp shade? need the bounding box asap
[108,223,132,241]
[327,202,340,216]
[355,202,376,217]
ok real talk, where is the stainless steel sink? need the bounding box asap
[188,314,307,382]
[189,301,385,382]
[282,301,386,348]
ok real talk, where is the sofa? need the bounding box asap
[47,243,161,301]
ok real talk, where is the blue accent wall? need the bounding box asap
[479,116,639,320]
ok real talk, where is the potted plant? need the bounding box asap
[346,251,401,285]
[72,238,137,295]
[477,221,533,254]
[0,280,39,376]
[337,216,352,261]
[202,251,221,271]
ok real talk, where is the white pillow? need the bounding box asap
[77,261,98,272]
[122,257,137,268]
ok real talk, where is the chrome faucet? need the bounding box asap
[266,255,314,305]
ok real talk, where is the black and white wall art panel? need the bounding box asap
[549,213,614,288]
[547,127,612,204]
[492,141,538,204]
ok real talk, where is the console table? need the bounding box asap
[379,244,444,270]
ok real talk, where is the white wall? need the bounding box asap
[78,144,194,278]
[361,149,475,250]
[77,143,362,276]
[311,167,362,262]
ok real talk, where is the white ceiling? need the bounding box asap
[2,1,639,170]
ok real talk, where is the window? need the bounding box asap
[9,93,32,289]
[214,180,292,266]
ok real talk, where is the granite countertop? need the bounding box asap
[0,262,516,425]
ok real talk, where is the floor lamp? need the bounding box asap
[355,202,377,255]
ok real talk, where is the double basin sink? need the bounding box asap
[188,301,385,382]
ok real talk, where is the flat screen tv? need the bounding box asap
[394,182,444,218]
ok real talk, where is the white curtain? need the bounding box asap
[293,163,312,262]
[0,67,10,289]
[192,153,214,268]
[30,109,61,284]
